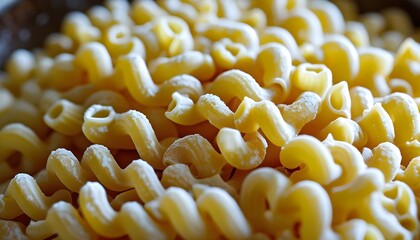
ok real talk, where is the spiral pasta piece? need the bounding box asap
[83,105,167,169]
[0,174,71,220]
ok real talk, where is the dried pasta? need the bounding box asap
[1,0,420,239]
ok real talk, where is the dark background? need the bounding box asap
[0,0,419,67]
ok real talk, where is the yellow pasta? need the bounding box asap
[0,0,420,238]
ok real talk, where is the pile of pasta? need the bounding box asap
[1,0,420,239]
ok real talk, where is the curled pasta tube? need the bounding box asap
[379,93,420,144]
[0,124,48,182]
[161,163,238,198]
[74,42,120,90]
[61,12,101,45]
[350,86,374,121]
[44,99,84,136]
[309,0,345,34]
[287,63,333,102]
[216,128,267,170]
[144,187,218,240]
[323,136,367,187]
[26,201,97,240]
[301,81,351,135]
[321,35,359,84]
[195,19,259,52]
[365,142,401,182]
[130,0,168,25]
[165,93,235,128]
[5,49,36,86]
[281,8,324,46]
[207,69,284,105]
[148,51,215,83]
[235,92,320,147]
[0,173,71,220]
[210,39,255,75]
[79,182,174,239]
[193,186,252,239]
[115,54,203,107]
[102,24,146,59]
[152,16,194,56]
[256,43,292,102]
[344,21,370,48]
[354,47,394,97]
[273,181,337,240]
[240,168,291,233]
[48,146,166,199]
[318,118,366,149]
[83,105,166,169]
[358,103,395,149]
[280,135,341,185]
[334,219,384,240]
[259,27,303,62]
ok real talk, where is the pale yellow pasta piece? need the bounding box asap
[102,24,146,59]
[82,90,130,113]
[323,136,366,186]
[256,43,292,102]
[239,8,267,30]
[215,0,241,20]
[152,16,194,56]
[206,69,282,104]
[74,42,117,89]
[0,89,14,113]
[272,181,337,239]
[87,5,113,30]
[161,163,238,198]
[83,105,166,169]
[344,21,370,48]
[388,78,413,96]
[133,21,162,60]
[391,38,420,96]
[329,168,385,225]
[0,124,48,182]
[157,0,204,26]
[195,19,259,52]
[334,219,384,240]
[138,107,179,140]
[210,39,255,75]
[358,103,395,149]
[287,63,333,102]
[0,220,29,240]
[44,33,75,57]
[359,12,386,38]
[379,93,420,144]
[0,174,71,220]
[321,35,359,84]
[216,128,267,170]
[318,118,366,149]
[301,81,351,135]
[19,81,43,107]
[354,47,394,97]
[396,156,420,190]
[280,135,341,185]
[115,54,203,107]
[365,142,401,182]
[350,86,374,121]
[148,51,215,83]
[258,27,303,62]
[281,8,324,46]
[44,53,84,91]
[308,0,345,34]
[61,12,101,45]
[193,186,252,239]
[5,49,35,88]
[26,201,97,240]
[130,0,168,25]
[235,92,320,146]
[249,0,287,25]
[44,100,84,136]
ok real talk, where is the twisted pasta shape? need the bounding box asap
[83,105,168,169]
[0,173,71,220]
[0,123,48,183]
[206,69,283,104]
[46,145,164,202]
[115,54,203,107]
[234,92,320,146]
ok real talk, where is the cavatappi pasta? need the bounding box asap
[0,0,420,239]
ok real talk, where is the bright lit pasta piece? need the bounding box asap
[365,142,401,182]
[350,86,374,121]
[44,99,84,136]
[61,12,101,45]
[344,21,370,48]
[309,0,345,34]
[210,39,255,75]
[103,24,146,59]
[130,0,168,25]
[258,27,303,62]
[318,118,366,149]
